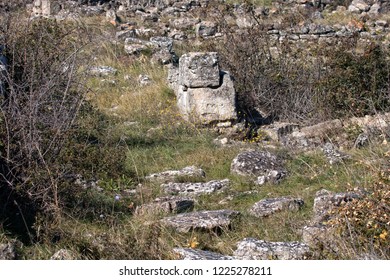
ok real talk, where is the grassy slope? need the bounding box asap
[1,13,389,260]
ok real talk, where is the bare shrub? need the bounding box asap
[210,4,390,125]
[0,17,91,221]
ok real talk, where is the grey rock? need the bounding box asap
[135,196,194,215]
[322,142,351,165]
[195,21,217,38]
[138,74,152,86]
[312,189,364,224]
[348,0,370,13]
[0,242,17,260]
[173,248,234,260]
[369,3,381,15]
[178,52,220,88]
[152,49,175,65]
[161,210,240,233]
[89,66,117,76]
[354,133,369,148]
[50,249,75,260]
[260,122,300,142]
[250,197,304,217]
[124,43,149,55]
[170,18,200,30]
[145,166,205,182]
[167,64,179,93]
[116,29,136,41]
[302,225,335,249]
[255,170,287,185]
[150,36,174,53]
[161,179,230,196]
[234,238,310,260]
[231,150,286,178]
[177,71,237,123]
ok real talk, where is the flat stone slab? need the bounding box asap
[88,66,117,76]
[145,166,205,183]
[161,210,240,233]
[231,150,286,180]
[233,238,310,260]
[250,196,304,217]
[161,179,230,196]
[135,196,194,215]
[173,248,234,260]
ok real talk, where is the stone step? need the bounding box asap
[161,179,230,196]
[173,248,234,260]
[250,196,304,218]
[135,196,194,215]
[161,209,240,233]
[234,238,310,260]
[145,166,205,183]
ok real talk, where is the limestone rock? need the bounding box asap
[348,0,370,13]
[231,150,286,178]
[255,170,287,185]
[89,66,117,77]
[161,179,230,196]
[32,0,61,17]
[50,249,75,260]
[234,238,310,260]
[161,210,240,233]
[261,122,300,142]
[322,142,351,165]
[178,52,220,88]
[167,64,180,94]
[250,197,304,217]
[173,248,234,260]
[135,196,194,215]
[170,18,201,30]
[145,166,205,182]
[138,74,152,86]
[0,242,17,260]
[312,189,364,224]
[302,225,336,250]
[195,21,217,38]
[149,36,174,53]
[177,71,237,123]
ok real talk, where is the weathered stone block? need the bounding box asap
[161,210,240,233]
[249,197,304,217]
[234,238,310,260]
[179,52,220,88]
[195,21,217,38]
[161,179,229,196]
[173,248,234,260]
[231,150,286,178]
[177,71,236,123]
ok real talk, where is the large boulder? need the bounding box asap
[169,52,237,124]
[177,71,237,123]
